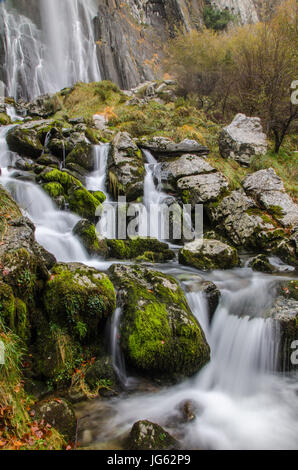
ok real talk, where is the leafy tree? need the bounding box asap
[203,6,235,31]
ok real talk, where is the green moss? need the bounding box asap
[107,238,175,262]
[0,282,16,330]
[0,185,22,240]
[0,113,11,125]
[42,182,65,199]
[68,188,101,221]
[14,298,30,343]
[109,265,210,378]
[268,205,284,218]
[92,191,106,204]
[85,127,100,144]
[73,220,108,257]
[43,264,116,342]
[179,244,239,271]
[280,280,298,301]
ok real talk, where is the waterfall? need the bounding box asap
[1,0,101,100]
[94,267,298,450]
[86,144,110,193]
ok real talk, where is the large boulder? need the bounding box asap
[155,154,216,191]
[39,168,101,221]
[73,219,109,258]
[106,237,175,262]
[32,398,76,442]
[108,264,210,380]
[108,132,145,201]
[243,169,298,227]
[43,263,116,341]
[140,136,209,158]
[127,420,179,450]
[177,172,229,207]
[207,189,284,249]
[66,142,94,172]
[179,239,239,271]
[219,113,268,166]
[26,94,62,118]
[267,286,298,372]
[6,123,44,158]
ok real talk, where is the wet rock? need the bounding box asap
[6,123,43,158]
[267,295,298,372]
[243,169,298,227]
[248,254,277,273]
[179,239,239,271]
[106,237,175,263]
[43,263,116,341]
[73,219,109,258]
[273,227,298,266]
[127,420,178,450]
[39,168,101,221]
[177,172,229,207]
[66,142,94,172]
[140,136,209,158]
[184,279,220,321]
[108,264,210,380]
[219,113,268,166]
[84,356,119,395]
[108,132,145,201]
[32,398,76,442]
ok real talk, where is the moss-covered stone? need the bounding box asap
[179,239,239,271]
[127,420,179,450]
[249,254,276,273]
[107,238,175,262]
[6,125,43,158]
[39,169,101,221]
[66,142,94,171]
[73,220,109,257]
[0,113,11,125]
[92,191,106,204]
[0,185,22,240]
[43,263,116,341]
[109,264,210,380]
[33,398,76,442]
[0,281,16,330]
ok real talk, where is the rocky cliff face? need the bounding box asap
[94,0,204,90]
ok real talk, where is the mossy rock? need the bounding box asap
[84,355,118,393]
[91,191,106,204]
[107,238,175,262]
[179,239,239,271]
[6,125,43,158]
[33,398,76,442]
[127,420,179,450]
[39,169,101,221]
[73,219,109,257]
[0,185,22,239]
[0,282,30,342]
[35,323,81,383]
[249,254,276,273]
[66,142,94,172]
[109,264,210,380]
[43,263,116,341]
[0,113,11,125]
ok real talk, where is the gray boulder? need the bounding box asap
[108,132,145,201]
[155,154,215,191]
[219,113,268,166]
[243,169,298,227]
[140,136,209,158]
[177,172,229,207]
[179,239,239,271]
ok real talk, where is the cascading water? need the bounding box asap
[1,0,101,100]
[81,266,298,450]
[0,126,110,270]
